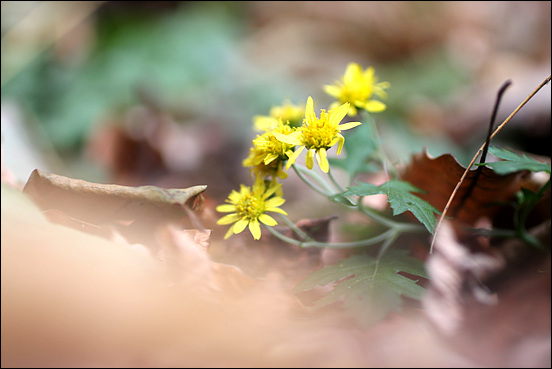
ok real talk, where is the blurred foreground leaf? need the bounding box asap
[22,169,207,244]
[23,169,206,222]
[293,250,427,327]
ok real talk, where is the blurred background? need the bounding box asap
[2,1,551,212]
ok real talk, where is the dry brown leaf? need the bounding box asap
[22,169,207,246]
[401,149,527,227]
[23,169,206,223]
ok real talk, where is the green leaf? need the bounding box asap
[293,250,427,327]
[477,146,551,174]
[328,123,380,180]
[336,180,439,233]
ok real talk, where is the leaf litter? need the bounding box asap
[2,82,551,367]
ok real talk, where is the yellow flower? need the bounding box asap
[243,151,288,180]
[243,121,297,179]
[216,176,287,240]
[324,63,390,116]
[273,96,361,173]
[253,100,305,131]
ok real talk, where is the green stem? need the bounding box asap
[277,213,312,242]
[327,166,345,193]
[265,224,396,249]
[361,112,397,179]
[376,230,399,259]
[292,164,332,197]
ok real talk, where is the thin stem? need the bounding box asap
[376,230,399,259]
[265,224,396,249]
[292,164,332,197]
[277,213,312,242]
[362,113,396,180]
[327,166,345,193]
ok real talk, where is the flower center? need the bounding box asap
[301,110,338,149]
[236,194,263,220]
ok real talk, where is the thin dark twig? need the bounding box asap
[451,80,512,217]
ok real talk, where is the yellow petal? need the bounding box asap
[336,134,345,155]
[223,225,235,239]
[317,148,329,173]
[323,85,340,98]
[277,166,288,179]
[344,63,361,84]
[272,130,302,145]
[264,154,278,165]
[263,182,281,199]
[233,219,248,234]
[374,85,389,99]
[364,100,386,112]
[228,190,241,203]
[266,207,287,215]
[217,213,239,225]
[376,81,391,89]
[253,116,278,131]
[306,149,315,170]
[248,219,262,240]
[266,196,285,208]
[216,204,236,213]
[329,102,350,127]
[259,214,277,226]
[305,96,316,123]
[363,66,375,80]
[338,121,362,131]
[285,146,304,169]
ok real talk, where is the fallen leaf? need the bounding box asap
[22,169,207,246]
[401,149,527,226]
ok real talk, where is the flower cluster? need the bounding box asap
[217,63,389,239]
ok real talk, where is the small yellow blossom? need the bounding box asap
[243,151,288,180]
[243,121,297,179]
[253,100,305,131]
[273,96,361,173]
[324,63,390,116]
[216,176,287,240]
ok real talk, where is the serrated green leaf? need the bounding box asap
[336,180,439,233]
[477,146,551,174]
[294,250,427,327]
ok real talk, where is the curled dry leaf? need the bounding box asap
[23,169,206,223]
[22,169,207,247]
